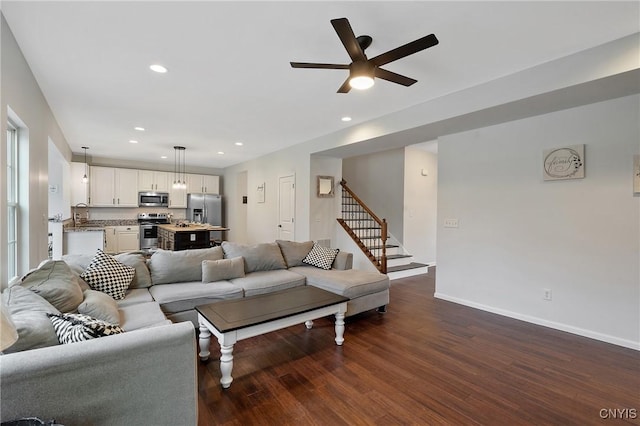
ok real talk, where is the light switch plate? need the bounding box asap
[444,218,459,228]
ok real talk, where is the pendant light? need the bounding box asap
[81,147,89,183]
[173,146,186,189]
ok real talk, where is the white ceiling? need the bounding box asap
[2,1,639,169]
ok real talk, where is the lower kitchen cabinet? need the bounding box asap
[104,226,140,254]
[64,230,104,255]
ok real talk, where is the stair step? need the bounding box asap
[386,262,429,273]
[350,226,381,230]
[384,254,412,260]
[368,244,399,250]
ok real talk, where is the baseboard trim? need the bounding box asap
[434,292,640,351]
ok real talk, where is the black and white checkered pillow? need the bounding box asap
[48,313,124,344]
[80,249,134,300]
[302,242,340,270]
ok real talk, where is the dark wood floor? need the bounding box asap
[197,270,640,425]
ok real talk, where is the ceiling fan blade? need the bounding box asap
[331,18,366,62]
[337,77,352,93]
[290,62,349,69]
[370,34,439,67]
[375,68,417,87]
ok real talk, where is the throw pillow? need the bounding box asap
[221,241,287,273]
[1,286,60,353]
[202,257,245,283]
[148,247,223,284]
[18,260,83,312]
[77,289,120,325]
[64,252,152,289]
[80,250,135,300]
[48,313,124,344]
[302,243,340,270]
[276,240,314,267]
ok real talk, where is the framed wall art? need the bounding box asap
[257,182,265,203]
[543,144,585,181]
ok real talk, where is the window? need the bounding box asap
[7,122,18,280]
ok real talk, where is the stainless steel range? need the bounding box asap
[138,213,170,252]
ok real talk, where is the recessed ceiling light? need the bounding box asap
[129,140,138,144]
[234,142,243,146]
[341,116,352,122]
[149,64,168,73]
[160,155,168,159]
[134,127,145,131]
[217,151,225,155]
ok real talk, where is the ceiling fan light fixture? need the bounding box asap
[349,61,375,90]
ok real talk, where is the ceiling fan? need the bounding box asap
[290,17,439,93]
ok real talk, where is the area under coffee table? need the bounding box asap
[196,286,349,388]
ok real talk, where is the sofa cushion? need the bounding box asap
[48,313,124,344]
[289,266,390,299]
[148,247,223,284]
[230,269,306,297]
[1,286,60,353]
[222,241,287,273]
[149,281,244,314]
[78,289,119,325]
[63,252,152,289]
[18,260,84,313]
[81,250,135,300]
[276,240,314,267]
[202,257,245,283]
[117,288,154,307]
[302,243,340,270]
[118,302,168,331]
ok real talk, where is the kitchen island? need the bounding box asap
[157,223,229,251]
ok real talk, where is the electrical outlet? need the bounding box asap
[543,288,552,301]
[444,218,459,228]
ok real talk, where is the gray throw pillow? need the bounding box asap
[78,289,120,325]
[19,260,83,313]
[2,286,61,353]
[276,240,314,267]
[148,247,224,284]
[202,257,245,283]
[222,242,287,273]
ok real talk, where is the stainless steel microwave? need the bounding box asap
[138,192,169,207]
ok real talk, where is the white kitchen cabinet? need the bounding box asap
[70,162,90,205]
[104,226,139,253]
[186,174,219,194]
[138,170,169,192]
[168,185,187,209]
[90,166,138,207]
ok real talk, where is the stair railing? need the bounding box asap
[337,179,387,274]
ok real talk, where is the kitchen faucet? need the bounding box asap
[74,203,89,227]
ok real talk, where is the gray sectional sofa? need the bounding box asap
[1,240,389,425]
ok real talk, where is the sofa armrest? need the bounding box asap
[0,322,197,426]
[333,251,353,270]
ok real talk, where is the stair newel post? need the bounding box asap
[381,219,388,274]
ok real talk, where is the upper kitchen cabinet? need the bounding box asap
[138,170,169,192]
[90,166,138,207]
[186,174,219,194]
[70,162,89,205]
[168,185,187,209]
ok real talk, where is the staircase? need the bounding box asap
[337,180,429,279]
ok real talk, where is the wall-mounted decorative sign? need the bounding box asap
[634,155,640,195]
[257,183,265,203]
[543,144,585,181]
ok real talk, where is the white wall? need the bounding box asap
[47,139,71,220]
[436,95,640,349]
[309,155,342,244]
[403,147,438,264]
[1,15,70,284]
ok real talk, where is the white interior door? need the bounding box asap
[278,174,295,240]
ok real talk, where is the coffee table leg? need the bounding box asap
[335,312,345,346]
[305,320,314,329]
[198,320,211,361]
[219,341,234,388]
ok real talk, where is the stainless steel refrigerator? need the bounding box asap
[186,194,224,243]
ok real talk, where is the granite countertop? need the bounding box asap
[63,219,138,232]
